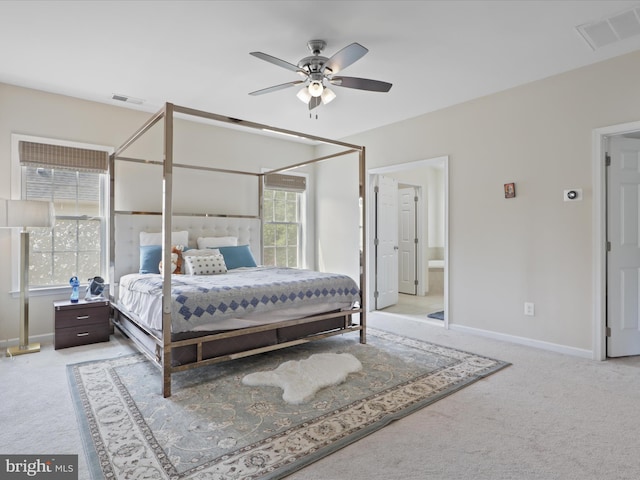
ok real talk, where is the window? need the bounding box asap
[13,136,110,288]
[262,173,306,268]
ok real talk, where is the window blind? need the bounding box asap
[264,173,306,192]
[19,141,109,173]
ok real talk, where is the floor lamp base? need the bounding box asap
[6,343,40,356]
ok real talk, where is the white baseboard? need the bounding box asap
[3,332,55,350]
[449,323,594,359]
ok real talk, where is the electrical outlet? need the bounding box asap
[524,302,535,316]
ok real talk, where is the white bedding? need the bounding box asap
[117,266,361,333]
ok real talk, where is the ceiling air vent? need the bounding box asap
[576,7,640,50]
[111,93,145,105]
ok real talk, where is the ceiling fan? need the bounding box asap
[249,40,392,110]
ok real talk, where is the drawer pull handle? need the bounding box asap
[76,315,90,320]
[76,332,90,337]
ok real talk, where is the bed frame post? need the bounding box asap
[258,174,264,259]
[108,153,115,303]
[162,103,174,398]
[359,146,367,345]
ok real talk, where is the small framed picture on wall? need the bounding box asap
[504,182,515,198]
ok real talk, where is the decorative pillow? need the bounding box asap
[217,245,257,270]
[140,245,162,274]
[184,253,227,275]
[140,230,189,247]
[159,245,184,275]
[196,236,238,249]
[182,249,219,274]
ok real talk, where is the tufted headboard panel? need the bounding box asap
[113,213,262,282]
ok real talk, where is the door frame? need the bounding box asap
[593,120,640,360]
[367,155,449,327]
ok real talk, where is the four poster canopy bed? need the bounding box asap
[109,103,366,397]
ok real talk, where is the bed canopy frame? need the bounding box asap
[109,102,366,397]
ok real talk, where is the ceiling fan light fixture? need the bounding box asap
[308,80,323,97]
[296,87,311,103]
[321,87,336,104]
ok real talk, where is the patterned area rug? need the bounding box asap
[67,329,509,479]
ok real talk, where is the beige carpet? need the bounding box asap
[2,313,640,479]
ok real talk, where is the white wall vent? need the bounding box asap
[111,93,145,105]
[576,7,640,50]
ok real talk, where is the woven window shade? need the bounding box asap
[264,173,306,192]
[19,141,109,173]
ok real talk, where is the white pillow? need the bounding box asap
[182,248,219,257]
[182,249,218,274]
[184,254,227,275]
[196,236,237,249]
[140,230,189,247]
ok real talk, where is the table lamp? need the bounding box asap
[0,199,54,356]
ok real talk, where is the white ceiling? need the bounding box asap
[2,0,640,141]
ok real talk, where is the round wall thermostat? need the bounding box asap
[567,190,577,200]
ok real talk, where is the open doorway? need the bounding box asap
[368,156,449,327]
[593,120,640,360]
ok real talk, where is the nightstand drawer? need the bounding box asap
[55,323,110,350]
[54,299,111,350]
[55,304,109,329]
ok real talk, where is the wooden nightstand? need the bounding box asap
[54,299,110,350]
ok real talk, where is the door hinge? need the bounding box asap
[374,186,379,194]
[606,327,612,337]
[605,153,611,167]
[414,238,419,244]
[374,237,379,246]
[607,241,611,252]
[374,291,379,299]
[414,196,419,203]
[414,280,419,286]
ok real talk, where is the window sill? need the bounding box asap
[10,284,110,299]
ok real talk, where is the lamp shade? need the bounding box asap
[321,87,336,105]
[308,81,323,97]
[0,199,54,228]
[296,87,312,104]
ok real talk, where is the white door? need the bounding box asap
[376,175,399,309]
[399,187,417,295]
[607,136,640,357]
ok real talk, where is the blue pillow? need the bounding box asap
[139,245,162,274]
[216,245,257,270]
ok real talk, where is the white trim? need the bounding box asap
[592,120,640,361]
[367,155,449,329]
[450,323,593,359]
[3,332,54,350]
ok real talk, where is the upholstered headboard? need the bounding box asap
[113,213,262,282]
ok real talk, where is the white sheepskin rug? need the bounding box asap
[242,352,362,404]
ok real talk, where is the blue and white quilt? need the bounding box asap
[119,267,361,333]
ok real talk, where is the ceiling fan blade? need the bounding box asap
[309,96,321,110]
[330,76,392,92]
[250,51,308,75]
[323,43,368,74]
[249,80,305,96]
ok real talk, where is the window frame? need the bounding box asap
[10,134,112,295]
[262,171,308,269]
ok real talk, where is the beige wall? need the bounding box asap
[3,48,640,354]
[0,84,314,343]
[336,49,640,352]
